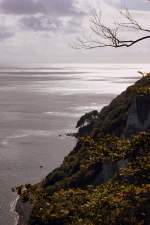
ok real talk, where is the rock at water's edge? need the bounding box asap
[15,199,32,225]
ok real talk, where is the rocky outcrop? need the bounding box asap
[15,199,32,225]
[76,76,150,138]
[93,159,128,185]
[125,95,150,137]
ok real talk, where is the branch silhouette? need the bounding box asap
[74,9,150,49]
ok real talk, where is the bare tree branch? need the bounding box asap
[119,9,150,33]
[74,9,150,49]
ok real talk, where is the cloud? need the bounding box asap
[0,25,14,40]
[0,0,40,14]
[0,0,81,16]
[65,18,83,33]
[0,0,149,63]
[0,0,85,35]
[0,30,14,40]
[19,14,83,33]
[104,0,150,11]
[20,15,63,32]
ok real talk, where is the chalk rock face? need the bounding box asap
[125,95,150,137]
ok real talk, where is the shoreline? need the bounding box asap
[11,76,150,225]
[0,64,139,225]
[10,196,20,225]
[13,133,76,225]
[13,197,32,225]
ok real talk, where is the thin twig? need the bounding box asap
[75,9,150,49]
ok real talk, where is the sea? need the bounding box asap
[0,63,150,225]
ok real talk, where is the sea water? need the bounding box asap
[0,63,150,225]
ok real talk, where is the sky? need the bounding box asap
[0,0,150,64]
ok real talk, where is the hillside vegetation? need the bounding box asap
[16,76,150,225]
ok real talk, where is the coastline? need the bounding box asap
[0,64,142,225]
[15,76,150,225]
[10,196,20,225]
[14,198,32,225]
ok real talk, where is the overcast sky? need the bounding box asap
[0,0,150,64]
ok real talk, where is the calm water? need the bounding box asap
[0,63,149,225]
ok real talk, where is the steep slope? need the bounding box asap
[77,76,150,137]
[16,76,150,225]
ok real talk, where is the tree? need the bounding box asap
[76,110,99,128]
[75,9,150,49]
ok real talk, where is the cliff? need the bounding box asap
[125,94,150,136]
[16,76,150,225]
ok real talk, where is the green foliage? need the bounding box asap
[17,77,150,225]
[20,132,150,225]
[76,110,99,128]
[136,87,150,95]
[76,76,150,137]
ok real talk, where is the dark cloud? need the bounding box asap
[19,14,83,33]
[0,0,84,34]
[0,0,85,35]
[0,0,40,14]
[0,31,14,40]
[0,0,80,15]
[20,15,63,32]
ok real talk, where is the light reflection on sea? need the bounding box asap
[0,63,150,225]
